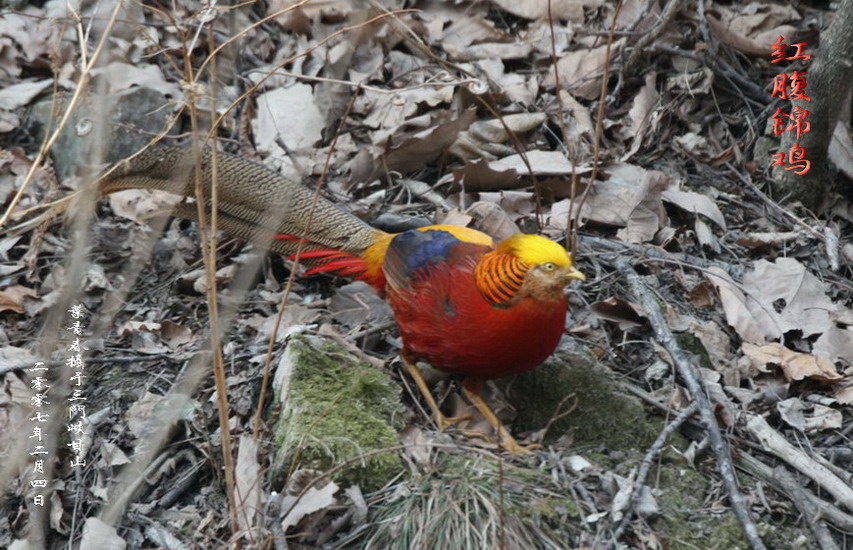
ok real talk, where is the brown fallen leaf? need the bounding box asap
[706,13,796,57]
[777,397,842,432]
[371,108,477,179]
[621,71,660,160]
[835,381,853,405]
[490,0,593,22]
[448,113,546,161]
[0,285,37,313]
[705,268,772,344]
[590,297,645,329]
[254,84,324,154]
[466,201,520,240]
[661,188,727,230]
[743,342,842,382]
[550,164,670,240]
[689,280,715,308]
[400,424,433,467]
[439,10,513,50]
[544,39,626,99]
[160,320,193,348]
[613,168,670,244]
[108,189,183,224]
[281,479,340,532]
[452,159,520,192]
[742,258,840,340]
[235,434,262,533]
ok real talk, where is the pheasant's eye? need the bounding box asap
[543,262,556,271]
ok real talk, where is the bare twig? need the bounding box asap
[610,401,700,544]
[616,259,766,550]
[622,0,685,77]
[568,0,624,256]
[182,8,239,536]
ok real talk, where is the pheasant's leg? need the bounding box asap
[402,359,470,430]
[461,379,537,454]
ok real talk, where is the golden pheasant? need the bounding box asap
[60,147,587,452]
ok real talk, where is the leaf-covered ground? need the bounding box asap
[0,0,851,548]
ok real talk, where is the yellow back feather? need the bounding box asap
[496,234,573,267]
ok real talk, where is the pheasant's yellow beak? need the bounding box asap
[564,266,586,282]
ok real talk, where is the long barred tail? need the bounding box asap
[5,146,393,287]
[102,147,383,258]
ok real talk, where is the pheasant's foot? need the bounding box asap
[499,437,539,454]
[462,385,535,454]
[402,360,469,431]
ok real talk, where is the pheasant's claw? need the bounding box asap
[461,385,534,454]
[501,440,541,453]
[435,412,472,431]
[403,360,463,430]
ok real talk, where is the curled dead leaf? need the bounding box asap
[777,397,842,432]
[0,285,37,313]
[466,201,520,240]
[590,297,645,329]
[743,342,841,382]
[661,189,727,230]
[733,230,805,248]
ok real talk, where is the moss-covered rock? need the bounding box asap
[270,335,404,491]
[30,87,177,179]
[505,339,657,449]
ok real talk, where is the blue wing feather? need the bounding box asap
[383,229,487,289]
[392,230,460,274]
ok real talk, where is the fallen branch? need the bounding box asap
[745,414,853,512]
[616,259,766,550]
[737,451,853,532]
[583,236,744,278]
[774,466,840,550]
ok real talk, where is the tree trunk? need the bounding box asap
[772,0,853,210]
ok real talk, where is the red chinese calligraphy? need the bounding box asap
[771,144,811,175]
[789,71,810,101]
[770,37,812,63]
[771,36,787,63]
[787,106,811,139]
[788,42,811,61]
[770,108,788,135]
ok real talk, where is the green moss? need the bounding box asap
[270,335,404,491]
[506,343,657,449]
[651,465,748,549]
[654,464,811,548]
[675,332,714,370]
